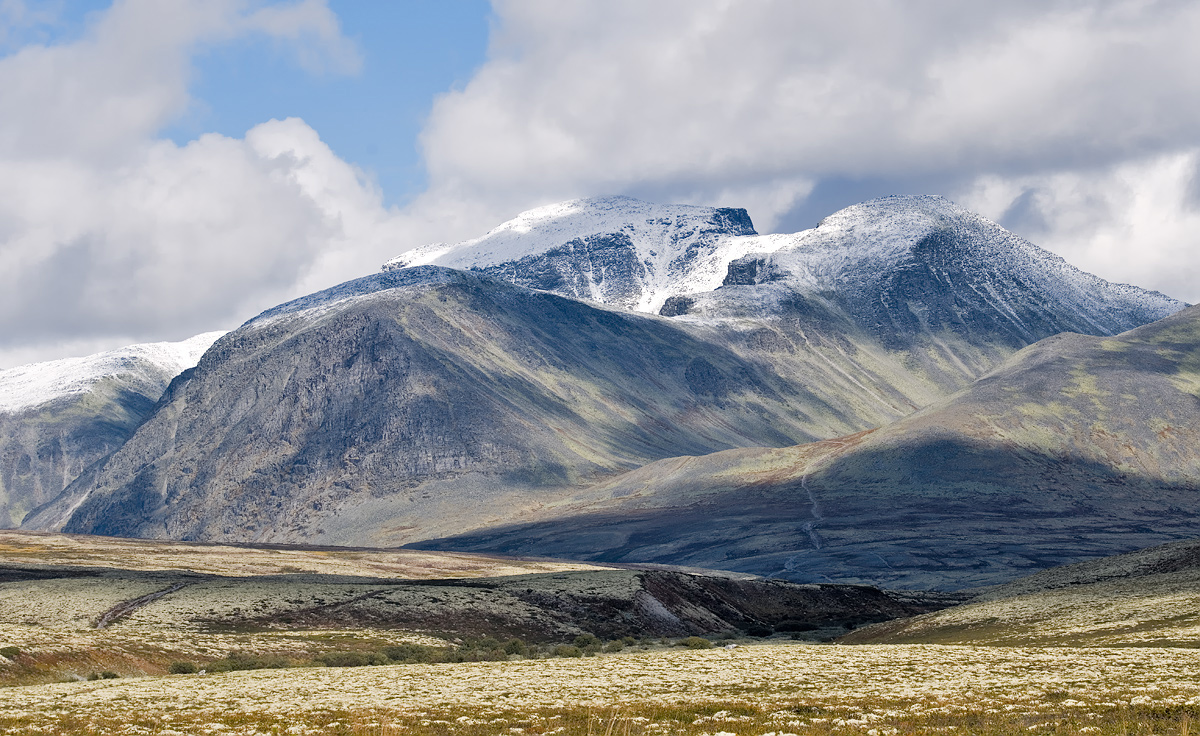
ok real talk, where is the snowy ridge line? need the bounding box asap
[383,194,1185,325]
[760,195,1185,312]
[0,332,225,414]
[383,195,768,313]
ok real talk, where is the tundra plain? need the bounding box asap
[5,532,1200,735]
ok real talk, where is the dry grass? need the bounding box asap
[0,530,611,578]
[3,643,1200,734]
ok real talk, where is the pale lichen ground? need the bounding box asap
[4,643,1200,734]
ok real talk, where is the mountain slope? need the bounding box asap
[416,304,1200,591]
[842,537,1200,646]
[0,333,222,527]
[680,195,1180,346]
[25,268,852,544]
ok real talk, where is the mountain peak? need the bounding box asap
[383,196,759,312]
[699,194,1185,347]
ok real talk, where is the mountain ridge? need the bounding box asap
[0,332,224,528]
[12,194,1192,593]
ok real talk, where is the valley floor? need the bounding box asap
[3,643,1200,735]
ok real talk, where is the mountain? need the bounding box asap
[678,195,1178,344]
[415,303,1200,591]
[21,196,1186,566]
[391,195,1182,413]
[842,536,1200,646]
[384,196,761,313]
[0,333,223,528]
[24,268,846,542]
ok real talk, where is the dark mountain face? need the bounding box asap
[414,305,1200,591]
[26,268,864,544]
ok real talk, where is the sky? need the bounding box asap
[1,0,1199,367]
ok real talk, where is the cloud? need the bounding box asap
[959,150,1200,303]
[4,0,1200,367]
[416,0,1200,293]
[0,0,387,366]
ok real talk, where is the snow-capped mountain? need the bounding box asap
[19,194,1192,590]
[0,332,224,414]
[679,195,1183,346]
[383,196,764,312]
[385,195,1183,345]
[0,331,224,528]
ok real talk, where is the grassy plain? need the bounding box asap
[5,643,1200,735]
[6,531,1200,734]
[0,530,612,578]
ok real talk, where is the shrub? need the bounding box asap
[209,650,290,672]
[744,625,773,638]
[317,651,387,668]
[0,646,20,659]
[87,672,120,680]
[168,661,198,674]
[383,644,435,663]
[503,638,529,656]
[679,636,713,649]
[573,633,601,650]
[553,645,583,658]
[603,640,625,653]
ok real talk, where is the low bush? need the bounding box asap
[744,625,773,638]
[88,671,119,680]
[382,644,436,663]
[678,637,713,649]
[209,650,290,672]
[553,645,583,658]
[317,651,388,668]
[603,640,625,653]
[572,634,601,650]
[168,661,198,674]
[0,646,20,659]
[503,638,529,656]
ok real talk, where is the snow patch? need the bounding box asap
[383,195,770,312]
[0,332,225,414]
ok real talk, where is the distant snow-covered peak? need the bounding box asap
[694,194,1184,343]
[0,331,226,414]
[384,195,763,312]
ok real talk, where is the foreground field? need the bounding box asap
[3,643,1200,734]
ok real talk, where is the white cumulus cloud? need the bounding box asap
[4,0,1200,367]
[416,0,1200,297]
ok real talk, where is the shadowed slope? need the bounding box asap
[417,305,1200,590]
[0,334,222,528]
